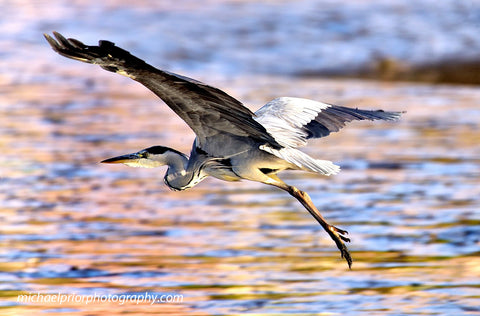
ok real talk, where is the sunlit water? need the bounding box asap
[1,1,480,315]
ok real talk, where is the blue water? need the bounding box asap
[2,0,480,79]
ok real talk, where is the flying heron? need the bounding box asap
[45,31,403,268]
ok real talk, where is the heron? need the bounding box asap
[45,31,403,268]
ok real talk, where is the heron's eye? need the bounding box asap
[139,152,148,158]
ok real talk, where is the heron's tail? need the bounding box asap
[260,145,340,176]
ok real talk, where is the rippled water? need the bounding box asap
[1,1,480,315]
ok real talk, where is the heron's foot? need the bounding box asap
[327,224,353,269]
[329,224,350,242]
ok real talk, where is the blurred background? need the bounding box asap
[1,0,479,315]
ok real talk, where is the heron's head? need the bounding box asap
[101,146,186,168]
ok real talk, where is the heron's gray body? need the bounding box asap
[162,138,296,191]
[45,32,403,268]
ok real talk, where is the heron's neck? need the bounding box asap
[162,150,198,191]
[161,150,188,174]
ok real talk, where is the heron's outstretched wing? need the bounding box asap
[254,97,402,174]
[44,32,280,152]
[255,97,403,148]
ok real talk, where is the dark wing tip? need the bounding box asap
[43,32,62,53]
[48,31,82,50]
[334,106,405,122]
[44,31,95,63]
[305,107,405,140]
[44,31,147,74]
[373,109,406,121]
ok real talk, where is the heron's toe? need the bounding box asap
[329,225,350,241]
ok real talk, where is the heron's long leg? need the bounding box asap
[266,176,352,268]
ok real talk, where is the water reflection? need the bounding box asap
[2,71,479,314]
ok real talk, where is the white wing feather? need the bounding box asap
[254,97,339,175]
[254,97,331,147]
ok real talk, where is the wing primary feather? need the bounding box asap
[306,105,404,139]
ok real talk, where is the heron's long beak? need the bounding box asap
[101,153,140,164]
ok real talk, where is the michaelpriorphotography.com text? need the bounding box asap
[17,291,184,305]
